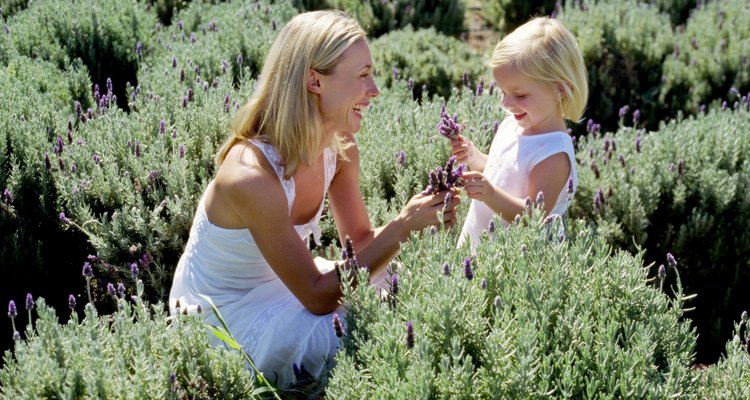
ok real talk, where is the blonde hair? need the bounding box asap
[490,17,588,122]
[216,10,366,179]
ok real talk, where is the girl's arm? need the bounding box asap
[450,135,488,172]
[328,133,460,272]
[463,152,571,220]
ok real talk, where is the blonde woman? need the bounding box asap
[451,16,588,251]
[169,10,459,388]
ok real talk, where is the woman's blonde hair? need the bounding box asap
[216,10,366,179]
[490,17,588,122]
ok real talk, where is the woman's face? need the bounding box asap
[314,39,380,135]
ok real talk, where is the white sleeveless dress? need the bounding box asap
[169,139,341,388]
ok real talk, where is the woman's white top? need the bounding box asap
[458,117,578,251]
[169,139,340,389]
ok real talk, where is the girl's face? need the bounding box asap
[493,64,566,135]
[314,39,380,136]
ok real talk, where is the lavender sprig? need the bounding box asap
[436,109,462,140]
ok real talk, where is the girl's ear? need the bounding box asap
[556,82,568,98]
[307,69,322,94]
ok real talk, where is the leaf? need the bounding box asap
[206,325,242,351]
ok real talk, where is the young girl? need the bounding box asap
[452,17,588,250]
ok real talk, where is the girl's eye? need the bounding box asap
[515,94,526,99]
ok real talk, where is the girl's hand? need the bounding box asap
[450,135,486,172]
[462,170,497,204]
[398,188,461,231]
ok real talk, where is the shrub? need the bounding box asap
[559,0,675,133]
[570,103,750,363]
[0,297,263,399]
[292,0,466,38]
[369,26,487,101]
[478,0,557,35]
[700,316,750,398]
[328,209,699,397]
[660,0,750,116]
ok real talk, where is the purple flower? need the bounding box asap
[722,101,727,110]
[117,283,126,297]
[59,212,71,225]
[222,60,228,74]
[172,56,177,68]
[395,150,405,166]
[107,283,117,298]
[567,177,575,196]
[437,109,461,140]
[494,295,502,308]
[12,331,20,341]
[392,67,399,80]
[187,87,194,102]
[136,41,142,56]
[2,188,12,204]
[82,262,93,278]
[7,300,17,319]
[524,197,532,210]
[130,263,139,280]
[488,80,496,96]
[443,192,452,212]
[237,54,243,65]
[590,160,600,179]
[488,220,496,234]
[68,294,76,310]
[481,278,488,290]
[632,109,640,125]
[476,78,484,96]
[44,152,51,170]
[666,253,677,269]
[442,262,450,276]
[180,69,185,82]
[391,274,399,295]
[179,144,186,158]
[700,104,706,114]
[106,78,113,97]
[658,264,666,279]
[462,71,470,88]
[677,159,684,178]
[190,32,196,43]
[332,313,344,337]
[53,136,64,155]
[406,321,414,348]
[618,105,629,119]
[159,119,166,134]
[135,140,141,157]
[407,77,414,90]
[177,20,183,30]
[25,293,34,311]
[463,256,473,280]
[535,191,544,206]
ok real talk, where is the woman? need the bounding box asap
[169,10,459,388]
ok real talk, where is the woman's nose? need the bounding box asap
[367,77,380,98]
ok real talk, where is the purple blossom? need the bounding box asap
[391,274,399,295]
[742,311,748,323]
[442,262,450,276]
[136,41,142,57]
[395,150,405,166]
[159,119,166,134]
[722,101,727,110]
[392,67,399,80]
[462,71,470,88]
[107,283,117,298]
[463,256,473,280]
[82,262,93,278]
[332,313,344,337]
[59,212,71,225]
[443,192,452,212]
[12,331,20,341]
[567,177,575,196]
[481,278,488,290]
[172,56,177,68]
[44,152,51,170]
[677,159,684,178]
[68,294,76,310]
[7,300,17,319]
[130,263,139,279]
[180,69,185,82]
[488,80,496,95]
[135,140,141,157]
[190,32,196,43]
[237,54,243,65]
[405,321,414,348]
[666,253,677,269]
[117,283,126,297]
[618,105,630,119]
[25,293,34,311]
[2,188,12,204]
[222,60,228,74]
[658,264,666,279]
[488,220,496,234]
[476,78,484,96]
[437,109,461,140]
[177,20,183,30]
[535,191,544,206]
[494,295,502,308]
[179,144,186,158]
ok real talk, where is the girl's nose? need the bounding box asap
[367,78,380,98]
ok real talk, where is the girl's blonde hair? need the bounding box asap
[216,10,366,179]
[490,17,588,122]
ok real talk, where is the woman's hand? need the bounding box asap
[397,188,461,232]
[450,135,486,172]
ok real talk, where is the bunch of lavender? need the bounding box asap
[422,156,465,195]
[436,107,462,140]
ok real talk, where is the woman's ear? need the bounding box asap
[307,69,322,94]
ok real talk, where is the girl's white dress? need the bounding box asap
[459,116,578,251]
[169,139,341,389]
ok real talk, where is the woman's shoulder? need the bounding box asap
[215,142,282,197]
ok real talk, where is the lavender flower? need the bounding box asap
[12,331,20,341]
[406,321,414,348]
[179,144,186,158]
[159,119,166,134]
[658,264,666,280]
[44,152,51,170]
[700,104,706,114]
[177,20,183,30]
[130,263,139,280]
[392,67,399,80]
[535,191,544,207]
[476,78,484,96]
[524,197,532,210]
[407,77,414,90]
[481,278,488,290]
[666,253,677,269]
[436,109,461,140]
[180,69,185,82]
[590,160,600,179]
[391,274,399,295]
[190,32,196,43]
[135,140,141,157]
[332,313,344,337]
[618,105,630,119]
[395,150,405,166]
[107,283,117,298]
[7,300,16,319]
[68,294,76,310]
[442,262,450,276]
[443,192,452,212]
[25,293,34,311]
[172,56,177,68]
[677,159,684,178]
[488,220,496,234]
[136,41,142,57]
[2,188,12,204]
[494,295,502,308]
[462,71,470,88]
[59,212,71,225]
[82,262,93,278]
[488,80,496,95]
[463,256,473,280]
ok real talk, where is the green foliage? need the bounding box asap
[292,0,466,38]
[0,297,261,399]
[328,210,699,397]
[700,319,750,399]
[478,0,557,35]
[570,104,750,362]
[660,0,750,115]
[0,0,29,18]
[559,0,675,132]
[369,27,487,101]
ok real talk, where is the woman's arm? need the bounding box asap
[328,133,459,274]
[215,149,342,315]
